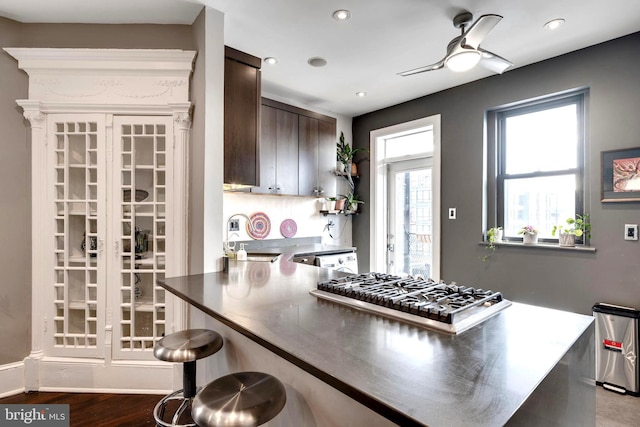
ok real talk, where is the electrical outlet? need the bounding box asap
[229,219,240,232]
[624,224,638,241]
[448,208,456,220]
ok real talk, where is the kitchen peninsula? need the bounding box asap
[158,257,595,426]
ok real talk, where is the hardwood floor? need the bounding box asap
[2,387,639,426]
[0,392,165,426]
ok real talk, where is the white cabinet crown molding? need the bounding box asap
[4,48,196,106]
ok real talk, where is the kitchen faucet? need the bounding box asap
[225,213,256,252]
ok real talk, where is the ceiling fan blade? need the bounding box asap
[398,60,445,76]
[463,14,502,49]
[478,48,513,74]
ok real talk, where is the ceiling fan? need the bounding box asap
[399,12,512,76]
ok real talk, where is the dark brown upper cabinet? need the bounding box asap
[256,104,299,194]
[255,98,336,197]
[224,46,261,187]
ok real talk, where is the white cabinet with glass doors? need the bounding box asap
[7,48,194,392]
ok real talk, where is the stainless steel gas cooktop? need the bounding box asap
[311,273,511,334]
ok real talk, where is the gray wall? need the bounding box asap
[0,18,30,366]
[0,18,197,365]
[353,32,640,316]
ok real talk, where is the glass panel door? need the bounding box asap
[50,115,106,357]
[387,159,433,278]
[113,116,172,359]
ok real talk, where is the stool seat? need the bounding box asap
[192,372,286,427]
[154,329,223,363]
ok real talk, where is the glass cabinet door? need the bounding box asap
[50,115,106,357]
[112,116,173,360]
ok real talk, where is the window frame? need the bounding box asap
[486,89,588,244]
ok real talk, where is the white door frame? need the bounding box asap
[369,115,441,280]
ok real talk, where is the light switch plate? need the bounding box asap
[229,219,240,232]
[448,208,456,220]
[624,224,638,240]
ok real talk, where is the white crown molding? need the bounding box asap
[4,48,196,105]
[16,99,191,115]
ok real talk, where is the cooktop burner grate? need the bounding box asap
[311,273,511,334]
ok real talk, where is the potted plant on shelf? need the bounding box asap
[336,131,368,176]
[343,192,364,214]
[552,214,591,247]
[482,226,502,261]
[325,197,337,212]
[518,225,539,244]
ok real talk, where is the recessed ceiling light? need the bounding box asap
[544,18,565,30]
[307,57,328,67]
[264,57,278,65]
[355,92,367,97]
[333,9,351,21]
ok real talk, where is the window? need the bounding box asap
[488,90,587,243]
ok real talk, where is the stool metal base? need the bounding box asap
[192,372,286,427]
[153,387,201,427]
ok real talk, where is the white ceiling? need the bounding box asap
[2,0,640,117]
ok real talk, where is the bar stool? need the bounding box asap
[191,371,286,427]
[154,329,224,427]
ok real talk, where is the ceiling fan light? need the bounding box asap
[446,50,481,72]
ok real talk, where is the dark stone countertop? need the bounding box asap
[158,259,594,427]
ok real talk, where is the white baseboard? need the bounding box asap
[0,362,25,398]
[30,357,177,394]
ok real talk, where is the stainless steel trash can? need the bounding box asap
[593,303,640,396]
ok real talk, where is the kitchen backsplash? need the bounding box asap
[223,192,352,247]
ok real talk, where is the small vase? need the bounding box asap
[496,229,503,242]
[351,162,358,176]
[326,200,336,211]
[559,232,575,247]
[335,198,346,212]
[523,232,538,244]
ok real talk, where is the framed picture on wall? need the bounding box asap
[601,147,640,202]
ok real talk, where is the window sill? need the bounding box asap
[480,241,596,252]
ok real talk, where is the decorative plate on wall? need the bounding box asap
[247,212,271,239]
[280,218,297,238]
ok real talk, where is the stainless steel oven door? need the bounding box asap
[314,252,358,274]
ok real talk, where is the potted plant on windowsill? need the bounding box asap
[518,225,539,244]
[552,214,591,247]
[482,226,502,261]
